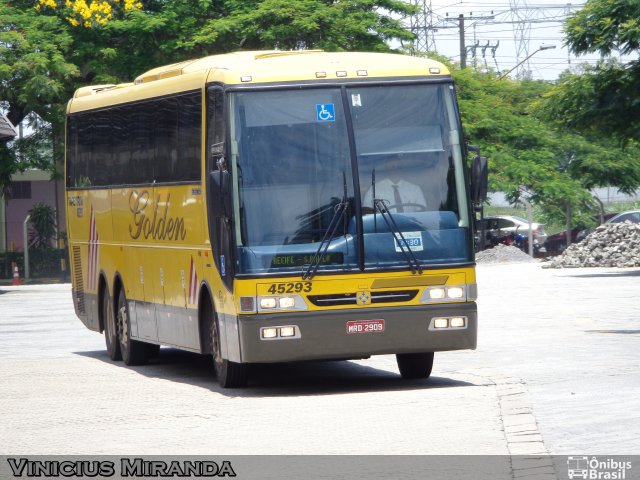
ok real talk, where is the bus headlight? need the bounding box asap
[279,326,296,337]
[421,285,468,303]
[256,294,308,312]
[278,297,296,309]
[429,316,468,331]
[450,317,466,328]
[433,318,449,329]
[260,325,300,340]
[429,287,446,299]
[261,327,278,339]
[447,287,464,299]
[260,297,277,309]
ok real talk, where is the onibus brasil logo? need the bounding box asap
[567,457,632,480]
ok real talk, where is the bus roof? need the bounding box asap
[68,51,450,113]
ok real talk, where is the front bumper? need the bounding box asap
[237,302,477,363]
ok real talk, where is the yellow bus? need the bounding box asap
[65,51,487,387]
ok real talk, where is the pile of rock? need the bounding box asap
[545,221,640,268]
[475,243,538,263]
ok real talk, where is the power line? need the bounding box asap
[407,0,437,54]
[404,0,585,79]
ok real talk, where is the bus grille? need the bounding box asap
[72,246,85,315]
[307,290,419,307]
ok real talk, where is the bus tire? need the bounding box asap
[208,304,248,388]
[116,288,152,366]
[396,352,434,379]
[147,344,161,358]
[103,287,122,361]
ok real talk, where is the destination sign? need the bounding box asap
[269,252,344,268]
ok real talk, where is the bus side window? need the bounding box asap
[207,87,225,172]
[177,93,202,182]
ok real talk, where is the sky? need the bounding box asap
[403,0,633,80]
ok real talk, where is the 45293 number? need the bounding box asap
[267,282,312,294]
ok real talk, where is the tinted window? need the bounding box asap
[66,117,78,187]
[92,109,113,186]
[66,91,202,188]
[129,102,154,184]
[112,107,130,183]
[76,116,95,187]
[154,97,179,183]
[177,93,202,181]
[496,219,514,228]
[207,87,225,173]
[612,212,640,223]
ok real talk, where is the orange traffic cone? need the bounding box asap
[12,265,21,286]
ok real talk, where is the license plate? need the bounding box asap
[346,319,385,334]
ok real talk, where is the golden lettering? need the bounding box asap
[129,191,187,241]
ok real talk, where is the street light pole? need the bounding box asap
[498,45,556,80]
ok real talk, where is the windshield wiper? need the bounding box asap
[302,173,349,280]
[374,199,423,275]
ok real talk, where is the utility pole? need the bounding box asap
[451,13,494,69]
[430,4,581,77]
[459,14,466,69]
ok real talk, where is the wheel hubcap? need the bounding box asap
[118,303,128,347]
[211,321,223,368]
[106,300,114,335]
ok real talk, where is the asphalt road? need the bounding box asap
[0,263,638,464]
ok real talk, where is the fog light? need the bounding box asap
[433,318,449,329]
[240,296,255,312]
[278,297,295,309]
[450,317,466,328]
[429,287,446,299]
[260,297,277,309]
[261,328,278,339]
[279,326,296,337]
[447,287,464,299]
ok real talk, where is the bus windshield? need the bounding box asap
[228,84,472,275]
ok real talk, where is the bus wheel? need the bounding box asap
[396,352,434,379]
[147,344,161,358]
[208,306,248,388]
[116,288,151,366]
[103,287,122,361]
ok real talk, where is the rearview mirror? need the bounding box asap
[471,153,489,206]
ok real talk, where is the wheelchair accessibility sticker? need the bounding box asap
[316,104,335,122]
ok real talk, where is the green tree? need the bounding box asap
[28,202,57,249]
[1,0,416,195]
[0,3,78,193]
[541,0,640,142]
[453,66,640,230]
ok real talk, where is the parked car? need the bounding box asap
[606,210,640,224]
[543,213,620,256]
[544,227,589,256]
[476,215,547,253]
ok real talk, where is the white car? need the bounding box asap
[478,215,548,252]
[606,210,640,224]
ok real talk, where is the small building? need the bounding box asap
[0,114,58,253]
[0,170,58,252]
